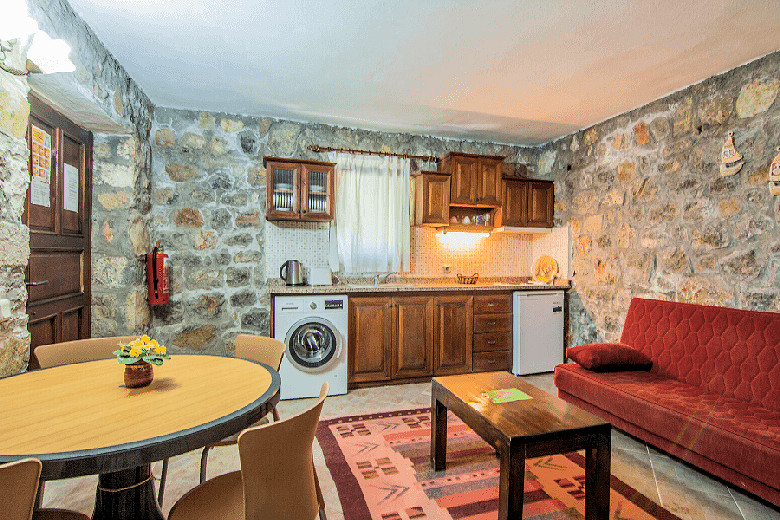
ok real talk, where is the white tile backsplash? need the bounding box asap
[264,220,570,281]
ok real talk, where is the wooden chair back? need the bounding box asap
[34,336,139,369]
[0,458,42,520]
[234,334,286,371]
[237,382,328,520]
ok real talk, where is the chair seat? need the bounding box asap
[168,471,244,520]
[33,509,91,520]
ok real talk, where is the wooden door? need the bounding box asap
[392,295,433,378]
[527,180,554,227]
[433,295,473,375]
[24,97,92,369]
[501,179,528,227]
[415,172,450,226]
[475,158,502,207]
[449,156,478,205]
[300,163,334,221]
[348,296,392,383]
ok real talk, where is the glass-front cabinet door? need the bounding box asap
[301,164,333,220]
[264,157,335,221]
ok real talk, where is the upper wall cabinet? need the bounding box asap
[501,177,554,228]
[438,152,504,207]
[264,157,335,221]
[413,171,450,227]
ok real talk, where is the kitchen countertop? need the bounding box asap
[269,278,570,295]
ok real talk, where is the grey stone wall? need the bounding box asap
[150,107,537,355]
[539,51,780,346]
[0,70,32,375]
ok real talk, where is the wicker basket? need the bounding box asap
[457,273,479,284]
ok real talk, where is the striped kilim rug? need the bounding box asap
[317,408,683,520]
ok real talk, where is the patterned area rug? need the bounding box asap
[317,408,683,520]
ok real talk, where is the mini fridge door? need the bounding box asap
[513,291,565,375]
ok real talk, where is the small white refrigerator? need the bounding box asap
[513,291,565,375]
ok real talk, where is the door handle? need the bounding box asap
[26,280,49,287]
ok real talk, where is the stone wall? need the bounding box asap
[0,0,153,375]
[150,106,538,355]
[539,52,780,346]
[0,69,32,375]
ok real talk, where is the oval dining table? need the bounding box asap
[0,354,281,520]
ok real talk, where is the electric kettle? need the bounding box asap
[280,260,305,286]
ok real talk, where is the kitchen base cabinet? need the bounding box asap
[433,295,473,375]
[392,296,434,379]
[472,294,513,372]
[348,296,392,383]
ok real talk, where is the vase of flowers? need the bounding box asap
[113,335,170,388]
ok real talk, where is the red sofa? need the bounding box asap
[554,297,780,505]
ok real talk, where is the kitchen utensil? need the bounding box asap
[456,273,479,284]
[280,260,305,285]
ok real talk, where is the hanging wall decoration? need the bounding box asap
[720,131,744,177]
[769,147,780,196]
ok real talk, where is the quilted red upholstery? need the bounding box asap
[620,298,780,412]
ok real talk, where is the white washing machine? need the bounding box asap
[273,294,348,399]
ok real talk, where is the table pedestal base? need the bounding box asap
[93,465,163,520]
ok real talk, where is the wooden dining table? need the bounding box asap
[0,354,281,520]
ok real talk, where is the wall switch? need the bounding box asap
[442,265,451,274]
[0,299,12,320]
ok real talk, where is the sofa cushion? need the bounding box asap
[620,298,780,412]
[554,363,780,488]
[566,342,652,371]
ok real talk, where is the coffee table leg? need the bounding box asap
[498,444,525,520]
[430,392,447,471]
[585,433,611,520]
[93,465,164,520]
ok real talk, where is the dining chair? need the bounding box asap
[196,334,286,484]
[0,458,89,520]
[168,382,329,520]
[33,336,172,506]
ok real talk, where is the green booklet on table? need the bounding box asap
[483,388,532,403]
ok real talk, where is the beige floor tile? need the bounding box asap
[657,479,745,520]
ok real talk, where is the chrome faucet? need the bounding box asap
[373,272,396,286]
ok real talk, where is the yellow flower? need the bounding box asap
[149,339,159,348]
[129,346,143,358]
[154,345,166,355]
[141,335,151,343]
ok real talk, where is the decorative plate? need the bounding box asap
[533,255,558,283]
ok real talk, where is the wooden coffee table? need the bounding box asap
[431,371,611,520]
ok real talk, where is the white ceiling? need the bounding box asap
[65,0,780,145]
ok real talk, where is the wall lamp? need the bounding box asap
[0,1,75,75]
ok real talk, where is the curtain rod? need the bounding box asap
[307,145,439,163]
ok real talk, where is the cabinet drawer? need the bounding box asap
[473,331,512,352]
[472,350,512,372]
[474,313,512,333]
[474,294,512,314]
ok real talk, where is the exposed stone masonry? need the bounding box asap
[151,107,536,355]
[540,52,780,346]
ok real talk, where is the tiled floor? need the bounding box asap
[43,374,779,519]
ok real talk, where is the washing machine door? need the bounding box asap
[285,317,342,372]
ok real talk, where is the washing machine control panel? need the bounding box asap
[310,302,317,310]
[324,299,344,310]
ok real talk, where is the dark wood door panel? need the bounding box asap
[349,296,392,382]
[25,117,57,233]
[392,296,433,379]
[27,251,82,301]
[433,295,473,375]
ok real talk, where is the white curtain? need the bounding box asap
[328,152,411,274]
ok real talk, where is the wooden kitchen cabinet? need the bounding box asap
[433,295,473,375]
[439,152,504,207]
[265,156,335,222]
[472,293,513,372]
[414,171,450,226]
[392,295,434,378]
[501,177,554,228]
[349,296,392,383]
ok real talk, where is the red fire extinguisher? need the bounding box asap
[147,241,169,305]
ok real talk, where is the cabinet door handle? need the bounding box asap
[26,280,49,287]
[486,340,496,345]
[487,321,496,326]
[487,359,497,364]
[487,303,496,307]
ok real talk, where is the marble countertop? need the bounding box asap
[268,277,570,295]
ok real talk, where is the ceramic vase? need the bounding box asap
[124,360,154,388]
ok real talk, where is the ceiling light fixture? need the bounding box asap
[0,1,75,75]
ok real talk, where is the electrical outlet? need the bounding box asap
[442,265,451,274]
